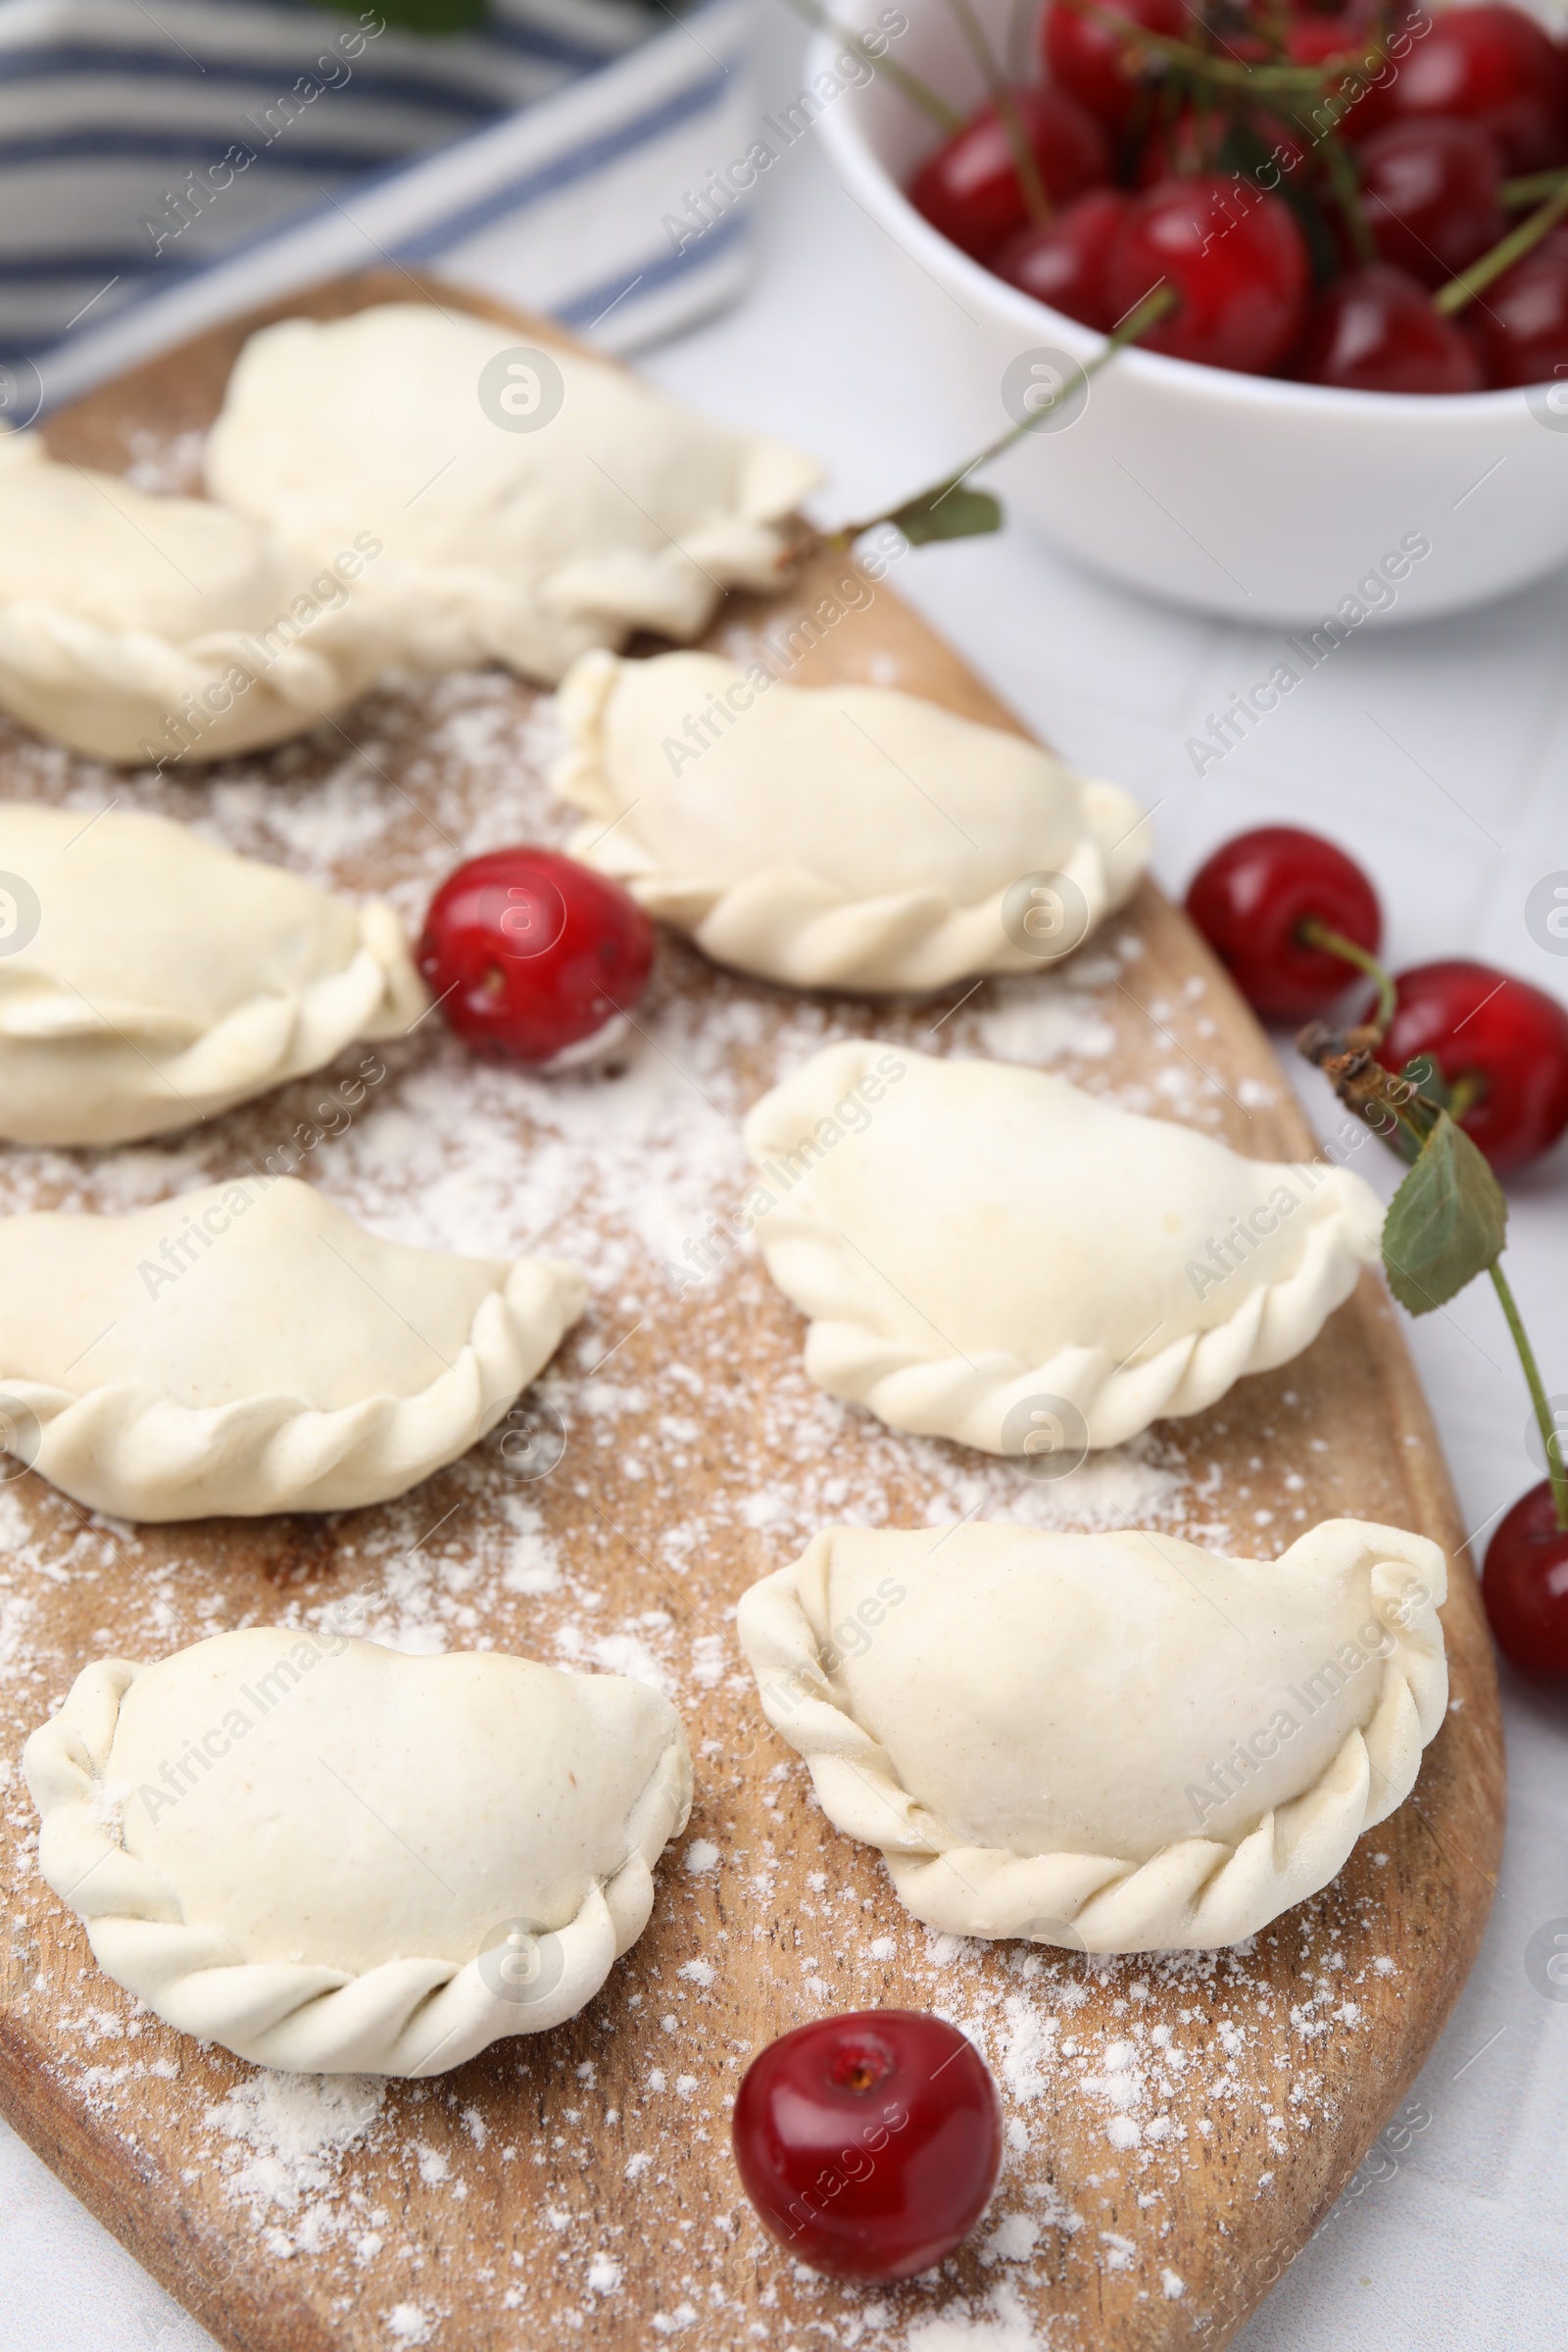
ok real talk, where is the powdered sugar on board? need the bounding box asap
[0,659,1455,2352]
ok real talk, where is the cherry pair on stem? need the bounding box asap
[1188,826,1568,1679]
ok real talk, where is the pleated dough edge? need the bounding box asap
[23,1649,693,2076]
[551,650,1151,993]
[742,1040,1387,1451]
[3,1254,589,1520]
[0,599,391,767]
[0,895,430,1148]
[736,1518,1449,1953]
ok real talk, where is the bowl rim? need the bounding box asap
[809,22,1539,422]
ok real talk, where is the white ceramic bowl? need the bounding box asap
[812,0,1568,624]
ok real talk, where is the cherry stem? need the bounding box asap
[1503,167,1568,211]
[823,282,1179,550]
[1316,127,1379,268]
[1297,1013,1568,1539]
[941,0,1053,222]
[1063,0,1398,96]
[1489,1258,1568,1533]
[1446,1069,1487,1121]
[1297,917,1397,1038]
[776,0,962,131]
[1435,176,1568,316]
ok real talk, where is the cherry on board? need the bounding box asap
[417,847,655,1068]
[1293,264,1487,392]
[1185,825,1383,1022]
[1380,3,1568,174]
[1042,0,1187,134]
[731,2010,1002,2281]
[1357,119,1505,288]
[1102,174,1310,373]
[1379,959,1568,1173]
[1484,1481,1568,1678]
[993,187,1130,327]
[908,88,1110,261]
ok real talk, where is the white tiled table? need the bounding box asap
[4,7,1565,2343]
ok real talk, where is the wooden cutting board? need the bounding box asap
[0,272,1503,2352]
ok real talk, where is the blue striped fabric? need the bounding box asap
[0,0,756,406]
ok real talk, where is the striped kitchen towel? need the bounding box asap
[0,0,756,412]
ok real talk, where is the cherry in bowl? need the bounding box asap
[908,87,1109,262]
[731,2009,1002,2280]
[1294,266,1486,394]
[1185,826,1383,1022]
[1102,175,1310,376]
[417,847,655,1068]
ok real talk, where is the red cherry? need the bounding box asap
[1102,175,1310,373]
[1357,119,1505,288]
[1042,0,1187,134]
[908,89,1110,261]
[731,2010,1002,2281]
[1186,825,1383,1022]
[1379,959,1568,1173]
[416,847,655,1067]
[1473,231,1568,387]
[992,188,1130,327]
[1132,104,1313,192]
[1294,264,1487,392]
[1381,4,1568,174]
[1484,1480,1568,1677]
[1285,14,1396,140]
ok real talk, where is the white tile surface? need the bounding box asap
[5,5,1567,2342]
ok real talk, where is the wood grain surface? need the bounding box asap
[0,273,1504,2352]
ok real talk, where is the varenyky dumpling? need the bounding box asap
[24,1630,691,2073]
[551,650,1150,991]
[0,1178,586,1519]
[0,429,389,765]
[743,1042,1384,1452]
[203,304,823,687]
[739,1519,1447,1952]
[0,803,427,1146]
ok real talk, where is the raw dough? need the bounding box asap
[0,802,427,1145]
[0,1178,586,1518]
[204,304,823,685]
[743,1041,1384,1450]
[738,1518,1447,1951]
[552,650,1150,990]
[24,1630,691,2073]
[0,429,389,762]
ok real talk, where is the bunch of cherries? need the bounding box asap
[907,0,1568,391]
[1188,824,1568,1681]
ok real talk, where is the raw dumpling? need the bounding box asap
[0,430,389,763]
[738,1519,1447,1952]
[0,803,427,1146]
[0,1178,586,1519]
[743,1042,1384,1452]
[552,650,1150,991]
[203,304,823,686]
[24,1630,691,2073]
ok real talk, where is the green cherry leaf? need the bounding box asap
[1381,1108,1508,1315]
[890,485,1003,545]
